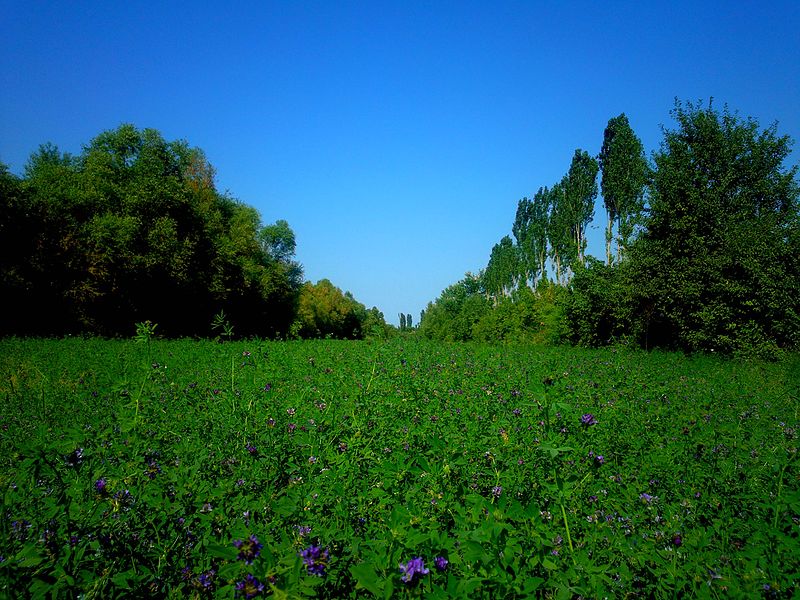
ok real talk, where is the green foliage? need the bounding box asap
[0,338,797,597]
[482,236,519,301]
[512,188,550,287]
[211,310,235,341]
[134,320,158,344]
[563,259,635,347]
[563,149,599,264]
[628,100,800,356]
[418,275,490,341]
[427,100,798,357]
[0,125,303,338]
[292,279,385,340]
[599,113,650,264]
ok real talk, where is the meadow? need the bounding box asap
[0,337,797,598]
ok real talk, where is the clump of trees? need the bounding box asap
[291,279,389,339]
[0,125,386,339]
[420,100,800,358]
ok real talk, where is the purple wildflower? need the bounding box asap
[246,444,258,456]
[672,534,682,547]
[235,573,265,598]
[580,413,598,427]
[492,485,503,498]
[300,545,329,576]
[640,492,655,504]
[233,534,263,564]
[434,556,449,571]
[595,455,605,465]
[399,557,429,584]
[196,570,215,590]
[95,478,107,494]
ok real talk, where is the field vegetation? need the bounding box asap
[1,337,797,598]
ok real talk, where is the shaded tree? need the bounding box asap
[629,100,800,356]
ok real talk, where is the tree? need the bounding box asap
[418,273,489,341]
[293,279,369,339]
[547,179,571,285]
[406,313,413,329]
[629,100,800,355]
[512,187,550,288]
[483,235,519,300]
[1,124,303,338]
[599,114,649,264]
[563,149,598,266]
[400,313,407,331]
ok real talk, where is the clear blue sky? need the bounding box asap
[2,1,799,325]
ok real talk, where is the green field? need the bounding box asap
[1,338,798,598]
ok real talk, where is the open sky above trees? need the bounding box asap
[2,1,799,325]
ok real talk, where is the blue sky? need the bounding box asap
[2,1,799,325]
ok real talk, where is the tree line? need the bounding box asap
[0,125,389,339]
[419,100,800,358]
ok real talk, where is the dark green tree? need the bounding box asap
[599,114,650,264]
[1,124,303,337]
[630,100,800,355]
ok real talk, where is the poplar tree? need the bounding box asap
[563,149,599,265]
[599,114,649,264]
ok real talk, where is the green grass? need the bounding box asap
[0,337,798,598]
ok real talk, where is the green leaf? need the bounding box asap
[349,563,384,597]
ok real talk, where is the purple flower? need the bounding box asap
[300,545,329,576]
[196,569,215,590]
[491,485,503,498]
[399,557,429,584]
[235,573,265,598]
[434,556,449,571]
[640,492,655,504]
[246,444,258,456]
[580,413,598,427]
[672,534,682,547]
[595,455,605,466]
[95,478,107,494]
[233,534,263,564]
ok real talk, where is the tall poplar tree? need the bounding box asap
[512,187,550,288]
[599,114,649,264]
[563,149,599,265]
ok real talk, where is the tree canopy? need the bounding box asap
[420,100,800,357]
[0,124,385,339]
